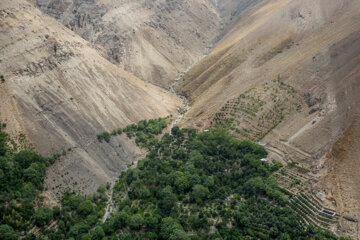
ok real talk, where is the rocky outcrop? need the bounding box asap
[211,0,262,21]
[35,0,224,87]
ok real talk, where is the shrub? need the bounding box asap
[97,132,111,142]
[0,225,16,240]
[34,208,53,227]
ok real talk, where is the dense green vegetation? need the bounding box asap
[0,124,108,240]
[0,118,353,239]
[0,126,50,235]
[97,117,168,149]
[98,120,345,239]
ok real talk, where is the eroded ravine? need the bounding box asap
[169,54,211,129]
[102,56,208,221]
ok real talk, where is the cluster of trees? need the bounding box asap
[97,117,168,149]
[0,125,108,240]
[98,123,345,239]
[43,189,108,240]
[0,118,353,239]
[97,132,111,143]
[0,126,50,236]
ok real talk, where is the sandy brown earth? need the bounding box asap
[177,0,360,237]
[0,0,181,196]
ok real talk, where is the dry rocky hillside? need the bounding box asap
[35,0,223,87]
[34,0,264,88]
[210,0,262,21]
[0,0,181,196]
[1,0,360,238]
[177,0,360,238]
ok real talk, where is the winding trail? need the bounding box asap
[102,184,114,223]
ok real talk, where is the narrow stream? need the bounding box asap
[169,56,207,128]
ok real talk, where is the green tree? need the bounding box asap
[14,150,46,169]
[189,151,205,169]
[278,233,291,240]
[77,200,94,217]
[129,214,144,230]
[86,214,98,226]
[34,207,53,227]
[23,162,46,189]
[0,224,16,240]
[22,183,37,199]
[97,132,111,142]
[145,214,159,229]
[69,223,90,237]
[169,229,189,240]
[190,185,209,204]
[110,211,129,229]
[20,200,35,221]
[92,226,105,240]
[52,206,61,219]
[159,186,177,214]
[174,175,190,193]
[0,131,9,156]
[161,218,187,240]
[64,194,84,210]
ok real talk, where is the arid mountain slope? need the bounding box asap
[0,0,181,196]
[2,0,360,237]
[211,0,262,21]
[35,0,224,87]
[178,0,360,237]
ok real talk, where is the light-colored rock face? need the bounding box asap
[210,0,262,20]
[35,0,224,87]
[0,0,181,195]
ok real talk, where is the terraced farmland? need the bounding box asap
[211,77,302,141]
[289,192,339,229]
